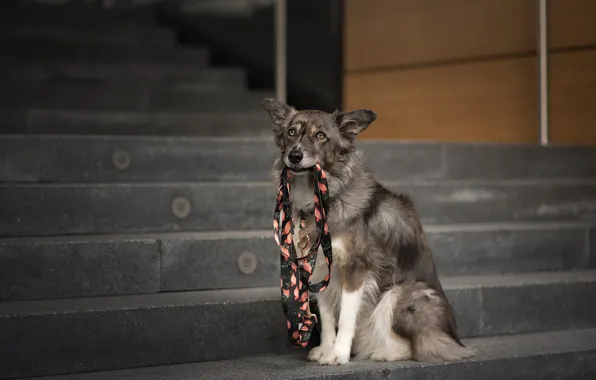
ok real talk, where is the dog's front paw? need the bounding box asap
[308,345,332,362]
[319,349,350,365]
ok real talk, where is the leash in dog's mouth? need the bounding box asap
[273,163,333,348]
[288,166,313,173]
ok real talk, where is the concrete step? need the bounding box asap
[0,38,209,65]
[19,329,596,380]
[179,0,274,16]
[0,83,271,111]
[2,270,595,378]
[2,136,595,183]
[1,180,596,237]
[1,222,594,301]
[0,3,161,26]
[0,63,246,89]
[0,110,271,136]
[0,23,175,46]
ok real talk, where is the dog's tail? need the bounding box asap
[392,281,474,362]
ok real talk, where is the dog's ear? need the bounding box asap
[333,109,377,141]
[261,98,296,127]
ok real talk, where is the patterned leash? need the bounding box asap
[273,164,333,348]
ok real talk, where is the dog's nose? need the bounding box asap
[288,150,303,164]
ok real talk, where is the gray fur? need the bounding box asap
[261,98,473,363]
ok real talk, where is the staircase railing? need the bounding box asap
[538,0,549,145]
[274,0,286,104]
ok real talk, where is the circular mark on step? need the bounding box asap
[112,150,131,170]
[172,197,191,219]
[238,251,258,274]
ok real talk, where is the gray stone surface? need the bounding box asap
[3,23,175,46]
[1,271,594,378]
[162,235,279,291]
[428,224,591,275]
[0,183,275,236]
[0,4,159,25]
[27,329,596,380]
[2,181,596,236]
[2,38,210,65]
[38,136,277,183]
[0,237,160,301]
[2,224,589,298]
[0,288,291,379]
[481,279,596,336]
[591,228,596,269]
[358,141,445,180]
[1,83,269,111]
[23,110,272,136]
[4,137,596,183]
[398,180,596,225]
[162,224,592,291]
[446,143,596,179]
[1,64,246,89]
[0,136,40,182]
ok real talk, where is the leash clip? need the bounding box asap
[305,313,318,324]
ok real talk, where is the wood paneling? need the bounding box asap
[551,50,596,145]
[345,50,596,144]
[550,0,596,49]
[344,58,539,142]
[344,0,596,72]
[344,0,536,71]
[343,0,596,144]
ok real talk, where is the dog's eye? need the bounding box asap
[316,132,326,139]
[287,128,296,137]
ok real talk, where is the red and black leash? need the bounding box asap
[273,164,333,348]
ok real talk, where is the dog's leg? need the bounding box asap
[307,296,336,362]
[319,285,363,365]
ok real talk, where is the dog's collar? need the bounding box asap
[273,164,333,348]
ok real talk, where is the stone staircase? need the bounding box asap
[0,1,272,136]
[1,2,596,380]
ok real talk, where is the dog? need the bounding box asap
[261,98,473,366]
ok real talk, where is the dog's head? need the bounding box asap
[261,98,377,174]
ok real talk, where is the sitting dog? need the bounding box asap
[261,98,473,365]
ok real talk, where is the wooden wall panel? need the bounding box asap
[344,58,539,142]
[550,0,596,49]
[344,0,536,71]
[343,0,596,145]
[344,0,596,72]
[550,50,596,145]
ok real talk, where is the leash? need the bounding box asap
[273,163,333,348]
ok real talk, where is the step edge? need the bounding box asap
[2,270,595,316]
[12,328,596,380]
[0,221,593,244]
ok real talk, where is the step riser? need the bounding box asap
[1,111,271,136]
[2,40,209,65]
[0,239,161,301]
[0,6,161,25]
[2,136,595,183]
[1,183,595,237]
[1,226,593,301]
[2,279,595,378]
[2,27,175,46]
[0,65,245,88]
[163,227,596,292]
[17,350,596,380]
[0,88,268,112]
[11,330,596,380]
